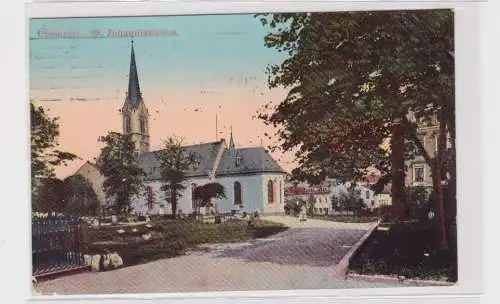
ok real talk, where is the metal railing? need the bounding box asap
[31,216,86,277]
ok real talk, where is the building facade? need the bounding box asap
[284,182,331,215]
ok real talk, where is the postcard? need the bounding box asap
[29,10,460,297]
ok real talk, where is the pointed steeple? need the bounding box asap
[228,126,235,151]
[127,38,142,106]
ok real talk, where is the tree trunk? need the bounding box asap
[435,109,448,251]
[171,191,177,217]
[390,117,407,220]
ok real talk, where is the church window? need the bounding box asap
[125,115,131,133]
[268,180,275,204]
[234,181,242,205]
[140,117,146,133]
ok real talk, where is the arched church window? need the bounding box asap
[234,181,242,205]
[125,115,131,133]
[268,180,274,204]
[140,117,146,133]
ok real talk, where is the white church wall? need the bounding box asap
[131,173,286,216]
[211,174,264,214]
[262,173,286,215]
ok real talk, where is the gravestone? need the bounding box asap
[111,215,118,224]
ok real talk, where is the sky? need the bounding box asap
[29,15,295,178]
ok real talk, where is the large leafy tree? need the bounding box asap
[31,101,78,191]
[192,182,226,214]
[96,132,145,215]
[32,177,65,213]
[156,136,200,217]
[62,175,100,216]
[257,10,454,249]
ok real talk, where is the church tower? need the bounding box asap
[121,39,150,154]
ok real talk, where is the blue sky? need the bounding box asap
[30,15,286,94]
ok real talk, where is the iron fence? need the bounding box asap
[31,216,86,277]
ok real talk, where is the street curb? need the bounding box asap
[331,219,381,279]
[346,272,456,287]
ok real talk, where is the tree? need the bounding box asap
[32,177,65,213]
[31,101,78,191]
[256,10,454,249]
[156,136,200,217]
[96,132,145,215]
[306,195,315,216]
[62,175,100,216]
[192,182,226,214]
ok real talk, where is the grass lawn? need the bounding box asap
[84,217,288,267]
[349,221,457,282]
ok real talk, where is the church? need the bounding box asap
[75,40,287,216]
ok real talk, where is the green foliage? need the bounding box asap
[32,175,100,216]
[407,186,430,206]
[32,177,65,213]
[156,136,200,216]
[255,11,455,221]
[193,182,227,211]
[350,221,457,282]
[284,198,306,216]
[331,187,364,215]
[62,175,100,216]
[96,132,146,215]
[30,101,78,191]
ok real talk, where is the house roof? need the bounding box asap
[215,147,286,176]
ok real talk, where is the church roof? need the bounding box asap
[137,141,224,179]
[137,142,285,180]
[215,147,285,177]
[126,39,142,106]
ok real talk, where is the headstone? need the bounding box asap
[109,252,124,268]
[111,215,118,224]
[158,206,165,215]
[83,254,92,266]
[90,255,101,272]
[145,216,151,223]
[92,218,100,228]
[141,233,152,240]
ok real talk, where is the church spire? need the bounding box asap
[127,38,142,106]
[228,126,235,150]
